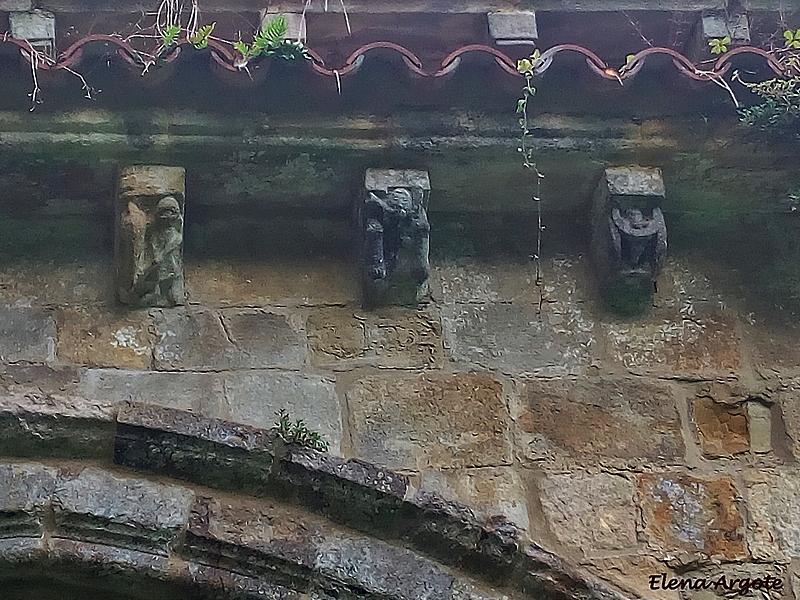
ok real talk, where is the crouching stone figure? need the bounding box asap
[591,166,667,296]
[360,169,430,307]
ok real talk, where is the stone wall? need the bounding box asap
[0,63,799,596]
[3,239,800,598]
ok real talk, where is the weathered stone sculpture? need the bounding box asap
[591,166,667,296]
[115,166,186,307]
[360,169,430,307]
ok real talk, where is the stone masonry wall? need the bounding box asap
[2,246,800,599]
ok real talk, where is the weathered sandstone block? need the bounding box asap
[53,467,193,554]
[514,377,683,469]
[57,308,152,369]
[539,473,638,554]
[692,398,749,457]
[153,308,306,370]
[344,372,510,470]
[638,473,746,562]
[745,469,800,561]
[0,306,55,363]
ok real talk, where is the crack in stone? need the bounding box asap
[217,314,239,350]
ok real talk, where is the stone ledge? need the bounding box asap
[0,394,116,459]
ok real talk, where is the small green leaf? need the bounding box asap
[625,54,635,65]
[261,14,288,45]
[189,22,215,50]
[517,58,532,74]
[233,40,250,57]
[162,24,181,47]
[708,37,730,55]
[516,98,526,113]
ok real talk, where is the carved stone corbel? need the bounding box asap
[115,166,186,308]
[591,166,667,296]
[359,169,431,307]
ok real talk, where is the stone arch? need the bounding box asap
[0,399,636,600]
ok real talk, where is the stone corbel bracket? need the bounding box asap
[590,166,667,296]
[115,165,186,308]
[360,169,431,308]
[0,398,637,600]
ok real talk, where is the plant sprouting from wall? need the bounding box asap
[233,14,310,69]
[272,409,330,452]
[733,29,800,136]
[709,36,731,55]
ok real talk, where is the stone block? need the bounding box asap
[0,364,83,397]
[316,534,455,600]
[603,310,740,378]
[442,302,594,376]
[514,377,683,469]
[186,495,320,570]
[344,372,510,470]
[80,369,225,418]
[586,555,681,600]
[185,562,302,600]
[307,308,366,361]
[224,371,342,454]
[0,307,55,363]
[748,401,772,454]
[49,538,173,583]
[364,309,442,368]
[488,11,538,45]
[538,473,638,555]
[9,10,55,44]
[430,261,543,304]
[638,474,746,562]
[693,398,749,457]
[153,308,305,370]
[115,402,279,496]
[777,381,800,461]
[184,260,360,307]
[0,1,32,10]
[53,467,193,554]
[745,469,800,561]
[603,166,666,197]
[0,392,115,459]
[0,262,115,308]
[56,308,152,369]
[420,467,528,531]
[0,463,57,537]
[701,11,750,44]
[307,307,442,368]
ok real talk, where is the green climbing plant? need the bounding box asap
[516,49,545,301]
[272,409,330,452]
